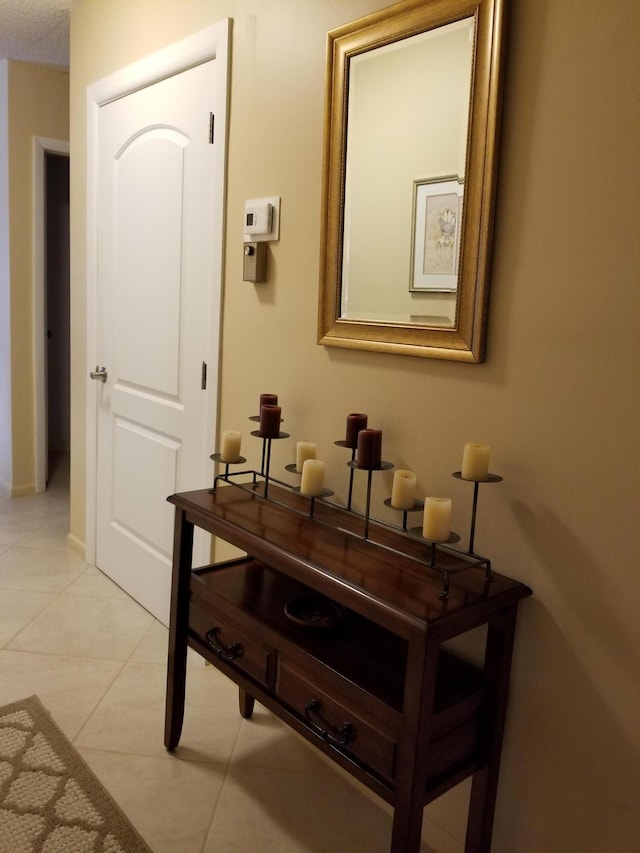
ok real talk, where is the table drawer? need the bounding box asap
[189,600,274,689]
[278,658,397,782]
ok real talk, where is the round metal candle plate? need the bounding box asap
[452,471,503,483]
[210,453,247,465]
[407,527,461,545]
[284,594,344,630]
[285,463,300,474]
[384,497,424,511]
[292,486,335,499]
[250,430,290,439]
[347,460,394,471]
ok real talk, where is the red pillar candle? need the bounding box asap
[345,413,368,448]
[260,393,278,411]
[259,404,281,438]
[357,428,382,469]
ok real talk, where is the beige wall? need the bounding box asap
[0,61,10,493]
[6,60,69,494]
[70,1,640,851]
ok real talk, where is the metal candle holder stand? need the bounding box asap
[346,459,394,538]
[248,414,289,495]
[249,431,290,497]
[405,528,464,599]
[334,441,357,509]
[210,422,502,598]
[284,463,335,518]
[382,497,424,531]
[452,471,503,554]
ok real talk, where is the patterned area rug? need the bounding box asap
[0,695,151,852]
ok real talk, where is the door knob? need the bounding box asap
[90,366,108,383]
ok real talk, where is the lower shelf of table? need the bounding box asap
[187,556,487,800]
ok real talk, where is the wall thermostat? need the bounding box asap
[243,196,280,242]
[245,202,272,236]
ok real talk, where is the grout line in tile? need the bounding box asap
[70,657,130,747]
[197,703,252,850]
[198,755,237,853]
[0,545,89,591]
[65,618,169,748]
[0,589,63,649]
[125,613,165,662]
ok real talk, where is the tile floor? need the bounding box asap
[0,459,460,852]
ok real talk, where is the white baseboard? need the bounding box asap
[11,483,36,497]
[67,532,86,559]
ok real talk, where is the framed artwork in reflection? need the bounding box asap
[410,175,464,292]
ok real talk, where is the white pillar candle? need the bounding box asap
[422,497,452,542]
[390,469,417,510]
[300,459,325,497]
[461,442,491,481]
[296,441,317,473]
[220,430,242,463]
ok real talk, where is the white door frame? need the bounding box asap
[85,20,230,564]
[33,136,69,494]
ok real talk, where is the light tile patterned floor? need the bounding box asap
[0,459,459,852]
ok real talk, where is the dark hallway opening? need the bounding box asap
[45,152,70,487]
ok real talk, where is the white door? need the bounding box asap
[92,51,226,625]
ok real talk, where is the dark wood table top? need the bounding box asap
[169,483,532,637]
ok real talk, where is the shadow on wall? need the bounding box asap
[497,501,640,850]
[512,498,637,694]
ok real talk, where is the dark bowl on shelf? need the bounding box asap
[284,594,344,630]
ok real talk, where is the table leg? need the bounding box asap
[465,607,518,852]
[239,688,255,719]
[164,508,194,750]
[390,638,439,853]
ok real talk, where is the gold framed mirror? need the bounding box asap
[318,0,507,362]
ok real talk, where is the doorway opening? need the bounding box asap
[45,152,70,489]
[34,138,70,493]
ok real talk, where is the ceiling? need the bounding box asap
[0,0,72,69]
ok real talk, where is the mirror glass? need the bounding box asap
[318,0,506,362]
[342,18,473,327]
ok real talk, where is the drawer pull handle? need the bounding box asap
[305,699,353,747]
[204,627,243,662]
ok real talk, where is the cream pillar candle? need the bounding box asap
[220,430,242,463]
[422,497,452,542]
[296,442,317,473]
[391,469,417,509]
[461,442,491,480]
[300,459,325,496]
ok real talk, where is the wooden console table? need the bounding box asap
[164,481,531,852]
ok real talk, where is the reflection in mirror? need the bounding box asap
[342,18,474,327]
[318,0,507,362]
